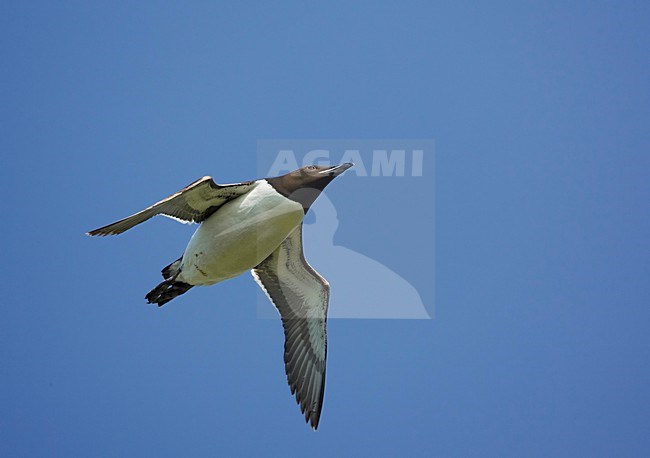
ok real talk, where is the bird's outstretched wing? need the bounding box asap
[87,176,256,236]
[252,224,329,430]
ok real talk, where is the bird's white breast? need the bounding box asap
[179,180,304,285]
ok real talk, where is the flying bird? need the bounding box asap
[87,163,353,430]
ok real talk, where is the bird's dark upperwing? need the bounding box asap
[252,224,329,430]
[87,176,256,236]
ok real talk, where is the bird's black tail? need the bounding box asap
[146,256,191,306]
[145,279,193,306]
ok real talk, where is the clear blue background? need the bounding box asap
[2,2,649,456]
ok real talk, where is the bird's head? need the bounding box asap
[268,163,354,211]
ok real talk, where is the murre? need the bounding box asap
[87,163,353,430]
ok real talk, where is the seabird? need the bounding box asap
[87,163,353,430]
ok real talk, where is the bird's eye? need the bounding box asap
[306,166,317,171]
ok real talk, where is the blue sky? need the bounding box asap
[2,1,650,456]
